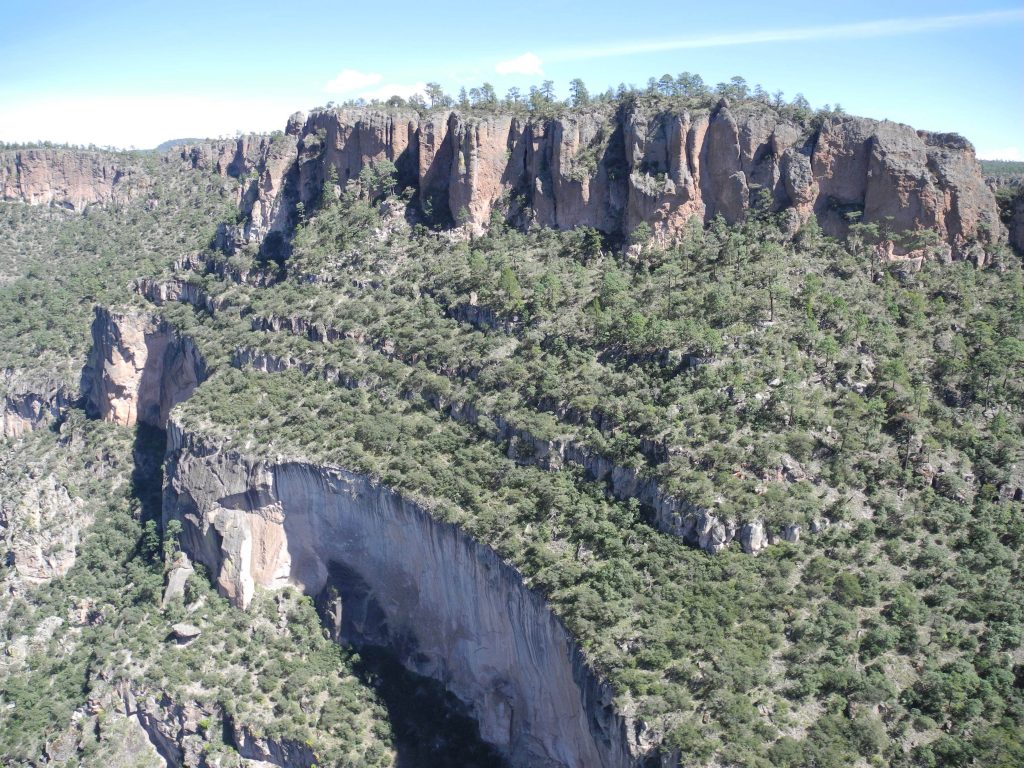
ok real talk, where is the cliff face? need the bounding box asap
[163,422,640,768]
[122,686,316,768]
[0,471,88,582]
[78,305,645,767]
[1008,191,1024,254]
[234,103,1001,257]
[0,149,143,212]
[3,104,999,257]
[1,371,73,438]
[176,131,300,247]
[80,307,207,427]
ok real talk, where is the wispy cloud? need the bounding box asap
[495,52,544,77]
[324,69,426,103]
[325,69,383,93]
[978,146,1022,161]
[547,9,1024,61]
[356,81,428,102]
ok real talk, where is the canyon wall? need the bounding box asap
[162,422,643,768]
[1008,191,1024,254]
[238,103,1001,258]
[0,149,144,211]
[80,306,207,427]
[1,371,73,438]
[3,104,1001,258]
[77,306,648,768]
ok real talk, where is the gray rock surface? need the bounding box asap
[1,370,73,438]
[162,555,195,606]
[164,419,642,768]
[169,622,201,643]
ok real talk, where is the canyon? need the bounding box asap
[80,305,649,767]
[2,93,1021,768]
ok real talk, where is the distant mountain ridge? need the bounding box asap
[154,137,205,152]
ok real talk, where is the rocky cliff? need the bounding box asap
[234,103,1001,258]
[163,420,641,768]
[80,306,207,427]
[0,149,144,211]
[0,468,88,582]
[79,304,644,768]
[1005,188,1024,253]
[176,127,300,247]
[1,369,74,438]
[2,104,1001,258]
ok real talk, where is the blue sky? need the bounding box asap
[0,0,1021,157]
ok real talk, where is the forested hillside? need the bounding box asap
[0,87,1021,768]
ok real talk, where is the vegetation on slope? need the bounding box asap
[0,115,1021,765]
[0,414,397,766]
[0,156,235,385]
[151,172,1024,766]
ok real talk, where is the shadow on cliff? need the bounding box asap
[314,563,509,768]
[350,646,510,768]
[130,423,167,553]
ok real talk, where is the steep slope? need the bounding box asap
[76,304,638,768]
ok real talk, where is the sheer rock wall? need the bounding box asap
[81,307,207,427]
[234,103,1002,258]
[163,421,644,768]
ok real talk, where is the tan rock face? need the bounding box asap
[2,105,1001,258]
[298,109,419,204]
[81,307,207,427]
[449,113,518,227]
[0,149,144,212]
[177,134,301,247]
[811,118,1001,255]
[231,104,1000,256]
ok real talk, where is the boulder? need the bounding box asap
[170,623,201,644]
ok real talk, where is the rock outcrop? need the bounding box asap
[0,149,143,212]
[80,305,645,767]
[176,132,300,248]
[139,273,801,559]
[812,120,999,256]
[122,687,317,768]
[0,472,88,582]
[4,105,999,257]
[1,370,73,438]
[81,307,207,427]
[163,422,642,768]
[231,104,1001,258]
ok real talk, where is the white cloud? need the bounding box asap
[548,9,1024,61]
[355,81,428,102]
[0,94,297,149]
[495,52,544,77]
[978,146,1022,161]
[325,69,383,94]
